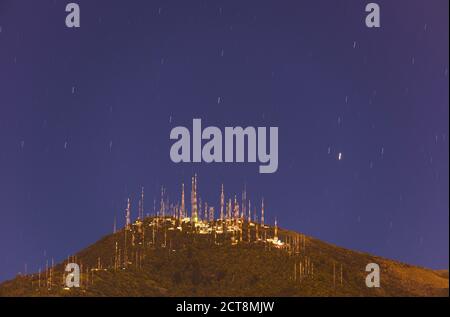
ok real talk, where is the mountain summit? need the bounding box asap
[0,215,447,297]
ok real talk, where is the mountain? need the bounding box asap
[0,216,448,297]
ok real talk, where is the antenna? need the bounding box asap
[233,195,239,224]
[220,184,224,222]
[241,184,247,219]
[141,187,145,220]
[126,198,131,228]
[160,186,165,219]
[261,198,265,226]
[180,183,185,220]
[274,217,278,241]
[209,206,214,222]
[191,175,198,223]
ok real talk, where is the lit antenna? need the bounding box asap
[126,198,131,228]
[261,198,265,226]
[180,183,185,219]
[220,184,224,221]
[140,187,145,220]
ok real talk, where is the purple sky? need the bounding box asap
[0,0,448,282]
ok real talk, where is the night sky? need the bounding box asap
[0,0,448,282]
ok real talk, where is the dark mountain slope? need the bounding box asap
[0,217,447,297]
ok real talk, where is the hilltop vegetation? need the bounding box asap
[0,217,447,297]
